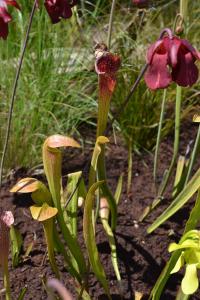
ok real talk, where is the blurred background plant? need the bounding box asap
[0,0,200,172]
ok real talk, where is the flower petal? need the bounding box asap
[145,52,172,90]
[95,53,121,75]
[172,52,199,87]
[44,0,73,24]
[0,6,11,22]
[166,37,182,67]
[181,39,200,60]
[146,39,163,64]
[0,16,9,39]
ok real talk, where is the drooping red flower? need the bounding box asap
[145,30,200,90]
[95,43,121,97]
[132,0,149,8]
[44,0,77,24]
[0,0,20,40]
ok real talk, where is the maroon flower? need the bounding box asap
[0,0,20,40]
[95,44,121,96]
[44,0,77,24]
[145,30,200,90]
[132,0,149,8]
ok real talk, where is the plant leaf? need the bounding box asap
[149,191,200,300]
[170,253,184,274]
[114,174,123,205]
[148,168,200,233]
[83,181,111,299]
[10,177,52,206]
[66,171,82,237]
[30,203,58,222]
[172,155,186,197]
[88,136,109,188]
[181,264,198,295]
[17,286,27,300]
[42,135,87,277]
[10,225,23,268]
[43,135,80,208]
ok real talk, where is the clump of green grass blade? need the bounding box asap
[0,0,199,171]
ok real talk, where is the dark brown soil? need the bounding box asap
[0,120,199,300]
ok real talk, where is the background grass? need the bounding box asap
[0,0,199,172]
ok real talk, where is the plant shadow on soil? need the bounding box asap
[0,121,200,299]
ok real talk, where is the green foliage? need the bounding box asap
[10,225,23,268]
[169,230,200,295]
[1,1,199,171]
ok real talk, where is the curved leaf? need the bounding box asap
[10,177,52,206]
[43,135,80,208]
[42,135,86,277]
[88,136,109,188]
[181,264,198,295]
[148,168,200,233]
[83,181,111,299]
[30,203,58,222]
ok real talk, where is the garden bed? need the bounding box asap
[0,120,199,300]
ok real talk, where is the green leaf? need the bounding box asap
[185,190,200,233]
[42,135,87,277]
[149,250,181,300]
[170,253,184,274]
[30,203,58,222]
[88,136,109,189]
[101,218,121,282]
[114,174,123,205]
[149,191,200,300]
[172,155,186,197]
[66,171,82,237]
[17,286,27,300]
[10,177,52,206]
[148,168,200,233]
[43,135,80,208]
[83,181,111,299]
[181,264,198,295]
[10,225,23,268]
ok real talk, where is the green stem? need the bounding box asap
[97,148,117,230]
[102,219,121,282]
[107,0,117,49]
[140,86,182,221]
[3,259,11,300]
[159,85,182,196]
[180,0,188,21]
[153,89,167,187]
[43,220,60,279]
[96,76,117,230]
[96,84,110,137]
[184,125,200,185]
[53,226,81,283]
[127,139,133,194]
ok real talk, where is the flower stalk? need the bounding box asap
[107,0,117,49]
[95,45,120,230]
[43,219,60,279]
[153,89,167,187]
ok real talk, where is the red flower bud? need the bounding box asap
[95,44,121,95]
